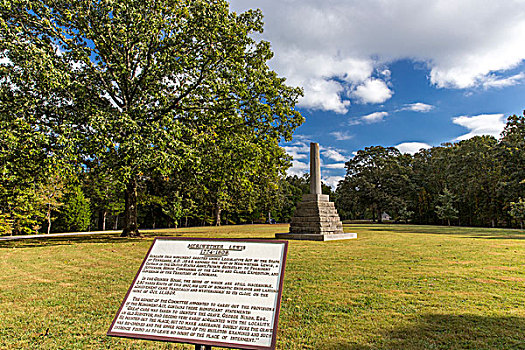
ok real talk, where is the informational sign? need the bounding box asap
[107,237,288,350]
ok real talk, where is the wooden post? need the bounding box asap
[195,345,212,350]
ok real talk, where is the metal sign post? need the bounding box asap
[195,345,212,350]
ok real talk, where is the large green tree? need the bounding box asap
[2,0,303,236]
[509,198,525,229]
[54,183,91,232]
[498,112,525,219]
[435,187,458,226]
[339,146,412,222]
[440,136,502,227]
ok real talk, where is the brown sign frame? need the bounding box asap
[107,237,288,350]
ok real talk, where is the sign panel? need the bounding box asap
[108,237,288,350]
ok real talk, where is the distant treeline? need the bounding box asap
[0,138,302,235]
[1,113,523,235]
[334,113,525,228]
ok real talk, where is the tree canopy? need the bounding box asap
[1,0,303,236]
[335,113,525,228]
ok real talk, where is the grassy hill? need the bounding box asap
[1,224,524,349]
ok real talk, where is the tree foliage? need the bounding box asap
[54,184,91,232]
[509,198,525,229]
[336,113,525,228]
[435,188,458,226]
[2,0,303,236]
[341,146,411,222]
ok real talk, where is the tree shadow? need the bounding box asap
[0,230,196,249]
[321,314,525,349]
[0,233,140,248]
[466,235,525,240]
[0,230,278,249]
[362,225,525,239]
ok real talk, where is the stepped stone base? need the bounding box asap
[275,232,357,241]
[275,194,357,241]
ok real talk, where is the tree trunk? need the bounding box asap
[98,210,107,231]
[185,216,188,227]
[114,215,119,230]
[122,177,140,237]
[214,204,221,226]
[447,219,451,226]
[47,204,52,234]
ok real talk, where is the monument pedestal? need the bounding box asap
[276,194,357,241]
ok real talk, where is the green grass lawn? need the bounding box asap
[1,224,525,349]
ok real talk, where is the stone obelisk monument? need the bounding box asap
[276,143,357,241]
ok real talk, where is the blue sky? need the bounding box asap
[230,0,525,187]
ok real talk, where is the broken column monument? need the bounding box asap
[276,143,357,241]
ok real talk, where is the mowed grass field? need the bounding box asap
[1,224,525,349]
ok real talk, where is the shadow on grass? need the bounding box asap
[0,231,193,249]
[322,314,525,349]
[0,230,279,249]
[361,225,525,240]
[0,234,139,249]
[467,235,525,240]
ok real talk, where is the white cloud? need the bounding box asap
[361,111,389,124]
[452,114,507,140]
[230,0,525,112]
[351,79,393,104]
[283,144,309,160]
[322,149,347,162]
[301,79,351,114]
[482,72,525,89]
[347,118,362,126]
[287,160,309,177]
[0,55,12,66]
[101,92,123,111]
[285,142,349,176]
[380,69,391,78]
[292,134,313,143]
[271,51,374,114]
[330,131,353,140]
[52,43,65,56]
[324,163,346,169]
[71,60,86,71]
[395,142,432,154]
[400,102,434,113]
[323,176,345,189]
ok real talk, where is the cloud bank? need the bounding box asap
[395,142,432,154]
[230,0,525,113]
[452,114,507,140]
